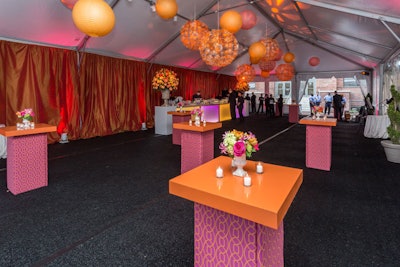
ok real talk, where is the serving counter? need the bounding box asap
[169,156,303,266]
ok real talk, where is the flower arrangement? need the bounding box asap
[312,106,323,114]
[177,102,184,108]
[235,80,250,91]
[219,129,259,158]
[191,108,203,117]
[152,68,179,91]
[16,108,35,121]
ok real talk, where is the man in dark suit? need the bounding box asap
[333,91,343,121]
[228,88,237,120]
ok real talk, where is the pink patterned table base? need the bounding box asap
[7,134,48,195]
[172,115,191,145]
[194,203,284,267]
[306,125,332,171]
[288,105,299,123]
[181,131,214,173]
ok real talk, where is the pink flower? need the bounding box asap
[233,141,246,157]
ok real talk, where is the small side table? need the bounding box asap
[0,124,57,195]
[299,117,337,171]
[288,104,299,123]
[173,122,222,173]
[167,111,192,145]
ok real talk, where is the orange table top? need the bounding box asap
[173,121,222,132]
[167,111,192,116]
[299,117,337,127]
[169,156,303,229]
[0,123,57,137]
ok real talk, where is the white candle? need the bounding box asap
[203,120,206,126]
[189,119,192,126]
[216,166,223,178]
[256,162,263,173]
[244,174,251,187]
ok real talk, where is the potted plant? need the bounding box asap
[381,84,400,163]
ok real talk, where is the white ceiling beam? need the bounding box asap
[295,0,400,25]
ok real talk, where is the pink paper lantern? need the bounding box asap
[240,10,257,30]
[309,56,320,66]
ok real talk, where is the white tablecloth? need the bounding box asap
[364,115,390,139]
[0,124,6,159]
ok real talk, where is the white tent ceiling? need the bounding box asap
[1,0,400,77]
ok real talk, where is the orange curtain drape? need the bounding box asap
[0,40,237,142]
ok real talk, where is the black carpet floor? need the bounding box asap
[1,114,399,266]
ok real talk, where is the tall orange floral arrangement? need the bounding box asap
[152,68,179,91]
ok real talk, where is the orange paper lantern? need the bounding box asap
[240,10,257,30]
[72,0,115,37]
[258,57,276,72]
[248,41,266,64]
[155,0,178,20]
[260,38,279,61]
[220,10,242,34]
[260,70,270,78]
[199,29,239,68]
[235,64,256,83]
[180,20,209,50]
[283,52,295,63]
[309,56,320,66]
[276,63,295,81]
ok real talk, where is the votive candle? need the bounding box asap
[256,162,263,174]
[216,166,223,178]
[244,174,251,187]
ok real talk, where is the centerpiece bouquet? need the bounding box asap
[191,108,203,125]
[16,108,35,122]
[312,105,324,119]
[219,129,259,176]
[152,68,179,91]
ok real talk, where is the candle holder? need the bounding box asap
[243,173,252,187]
[256,162,264,174]
[216,166,223,178]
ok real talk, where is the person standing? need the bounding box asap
[341,96,347,120]
[268,94,275,117]
[309,94,315,115]
[315,92,321,106]
[237,91,245,121]
[192,90,202,101]
[250,92,256,113]
[333,91,343,121]
[228,88,237,120]
[277,94,283,117]
[324,92,332,115]
[257,94,265,114]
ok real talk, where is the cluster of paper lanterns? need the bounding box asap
[235,64,256,83]
[180,20,209,50]
[199,29,239,68]
[72,0,115,37]
[155,0,178,20]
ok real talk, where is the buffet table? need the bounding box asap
[173,121,222,173]
[155,106,176,135]
[363,115,390,139]
[169,156,303,266]
[299,117,337,171]
[0,123,56,195]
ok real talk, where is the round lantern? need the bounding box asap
[274,48,282,61]
[220,10,242,34]
[240,10,257,30]
[155,0,178,20]
[180,20,209,50]
[260,70,270,78]
[258,57,276,72]
[260,38,279,61]
[309,56,320,66]
[72,0,115,37]
[275,63,295,81]
[283,52,295,63]
[248,41,266,64]
[235,64,256,83]
[235,81,250,91]
[60,0,78,9]
[199,29,239,68]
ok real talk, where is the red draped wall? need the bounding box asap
[0,40,237,142]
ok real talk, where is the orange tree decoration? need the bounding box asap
[275,63,295,81]
[180,20,209,50]
[152,68,179,91]
[235,64,255,83]
[199,29,239,68]
[235,81,250,91]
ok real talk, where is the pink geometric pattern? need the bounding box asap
[194,203,284,267]
[7,134,48,195]
[305,125,332,171]
[181,131,214,173]
[288,105,299,123]
[171,114,191,145]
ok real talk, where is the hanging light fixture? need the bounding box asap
[235,64,256,83]
[72,0,115,37]
[155,0,178,20]
[258,57,276,72]
[180,20,209,50]
[199,29,239,68]
[219,10,242,34]
[276,63,295,81]
[260,38,279,61]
